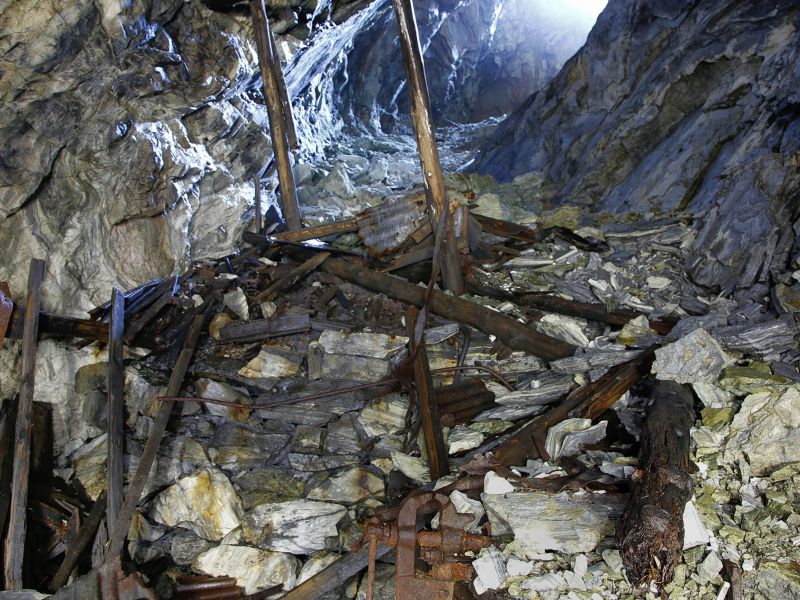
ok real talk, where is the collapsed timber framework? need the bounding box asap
[0,1,705,598]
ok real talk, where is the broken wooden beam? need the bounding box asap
[493,346,656,466]
[3,258,45,590]
[470,213,541,243]
[406,306,449,480]
[254,252,330,302]
[619,380,694,589]
[249,0,302,231]
[272,218,358,243]
[216,313,311,343]
[105,314,207,561]
[391,0,463,295]
[321,257,576,360]
[7,309,110,344]
[437,377,496,427]
[266,15,298,150]
[123,277,177,345]
[106,289,125,535]
[49,491,107,592]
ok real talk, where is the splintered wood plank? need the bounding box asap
[3,258,45,590]
[49,491,107,592]
[217,313,311,343]
[106,289,125,534]
[253,252,330,302]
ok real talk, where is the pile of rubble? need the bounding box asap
[1,171,798,599]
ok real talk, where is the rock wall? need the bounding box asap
[474,0,800,294]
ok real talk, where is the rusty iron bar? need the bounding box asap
[3,258,45,590]
[493,346,657,466]
[390,0,463,295]
[174,575,243,599]
[322,257,576,360]
[249,0,302,231]
[105,314,208,561]
[406,306,449,481]
[106,289,125,534]
[49,491,108,592]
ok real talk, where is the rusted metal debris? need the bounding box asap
[174,575,245,599]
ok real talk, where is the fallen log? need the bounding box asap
[254,252,331,302]
[321,257,576,361]
[493,346,656,466]
[272,218,358,243]
[619,380,694,589]
[216,313,311,343]
[7,309,111,344]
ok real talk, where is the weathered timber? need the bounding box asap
[619,380,694,589]
[49,491,107,592]
[321,258,576,360]
[106,289,124,534]
[0,282,12,346]
[272,218,358,243]
[493,346,656,466]
[87,278,162,321]
[470,213,541,243]
[384,241,434,272]
[7,309,110,344]
[437,378,496,427]
[254,174,263,234]
[123,280,176,345]
[406,306,449,480]
[266,18,297,150]
[464,271,673,335]
[3,258,45,590]
[249,0,301,231]
[105,314,207,560]
[391,0,463,295]
[217,313,311,343]
[280,542,393,600]
[254,252,331,302]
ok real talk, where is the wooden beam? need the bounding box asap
[3,258,45,590]
[253,252,330,303]
[249,0,302,231]
[391,0,463,295]
[266,18,298,150]
[406,306,449,480]
[271,218,358,243]
[217,313,311,344]
[106,289,125,535]
[49,491,107,592]
[105,314,206,561]
[7,310,110,344]
[321,257,575,361]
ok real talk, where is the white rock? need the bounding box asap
[448,490,485,533]
[149,468,243,541]
[447,426,484,454]
[297,552,341,584]
[646,276,671,290]
[192,544,298,594]
[683,500,710,549]
[317,330,407,358]
[223,287,249,321]
[390,451,431,484]
[238,346,302,378]
[545,418,606,460]
[573,554,588,577]
[260,301,277,318]
[537,314,590,347]
[484,471,515,495]
[563,570,587,590]
[692,382,734,408]
[245,499,346,554]
[602,549,623,574]
[482,491,624,555]
[697,551,723,583]
[307,467,384,504]
[506,557,534,577]
[520,572,566,591]
[472,546,507,590]
[194,379,251,422]
[652,328,733,384]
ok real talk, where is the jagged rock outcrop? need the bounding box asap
[475,0,800,293]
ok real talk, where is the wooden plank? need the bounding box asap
[106,289,125,534]
[7,309,110,344]
[105,314,207,561]
[3,258,45,590]
[49,491,107,592]
[266,19,297,150]
[123,277,176,345]
[217,313,311,343]
[280,543,393,600]
[249,0,302,231]
[253,252,330,303]
[390,0,463,295]
[321,257,576,361]
[272,218,358,243]
[406,306,449,480]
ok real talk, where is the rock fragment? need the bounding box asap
[652,328,733,383]
[244,499,346,554]
[192,545,299,594]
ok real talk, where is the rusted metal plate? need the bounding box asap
[174,575,244,599]
[0,281,13,346]
[357,194,427,256]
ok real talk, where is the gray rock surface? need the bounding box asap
[475,0,800,293]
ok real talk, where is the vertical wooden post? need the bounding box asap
[406,306,449,480]
[3,258,45,590]
[106,289,125,534]
[105,314,206,561]
[250,0,302,231]
[267,26,298,150]
[254,174,263,234]
[391,0,463,295]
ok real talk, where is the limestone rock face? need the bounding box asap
[475,0,800,293]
